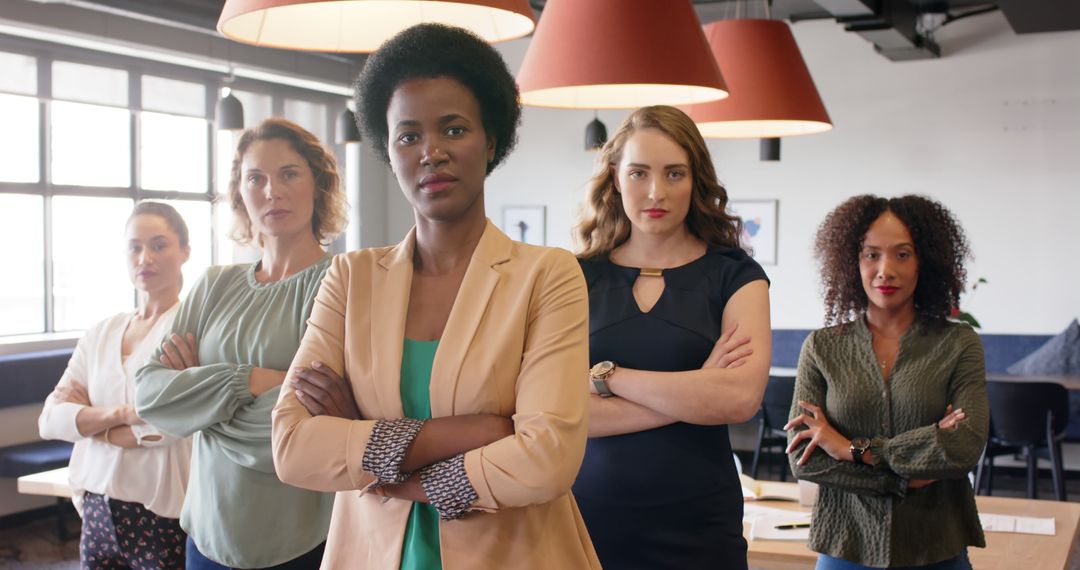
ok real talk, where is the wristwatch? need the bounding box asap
[850,437,871,465]
[589,361,618,398]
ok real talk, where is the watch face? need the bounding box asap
[852,437,871,450]
[591,361,615,377]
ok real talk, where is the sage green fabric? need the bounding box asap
[399,338,442,570]
[135,256,334,568]
[788,317,988,568]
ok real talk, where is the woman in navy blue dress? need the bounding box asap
[572,106,772,569]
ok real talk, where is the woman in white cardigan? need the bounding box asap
[39,201,193,569]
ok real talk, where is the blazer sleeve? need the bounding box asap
[868,327,989,479]
[788,332,908,497]
[272,254,381,492]
[135,268,256,439]
[38,322,98,442]
[463,249,590,512]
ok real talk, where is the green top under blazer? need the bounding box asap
[788,317,988,568]
[398,338,443,570]
[135,256,335,568]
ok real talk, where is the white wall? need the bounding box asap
[479,12,1080,335]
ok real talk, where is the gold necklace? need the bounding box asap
[640,267,663,277]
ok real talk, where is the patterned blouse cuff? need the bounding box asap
[420,453,478,521]
[361,418,424,485]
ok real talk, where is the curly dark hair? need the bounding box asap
[355,23,521,175]
[814,194,971,328]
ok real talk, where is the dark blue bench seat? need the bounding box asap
[0,348,75,477]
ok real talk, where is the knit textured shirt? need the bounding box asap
[788,317,988,567]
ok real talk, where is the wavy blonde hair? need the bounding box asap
[227,118,347,246]
[574,106,743,259]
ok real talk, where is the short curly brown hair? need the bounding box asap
[814,194,971,327]
[227,118,347,246]
[355,23,521,175]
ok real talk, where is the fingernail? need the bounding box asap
[313,361,323,369]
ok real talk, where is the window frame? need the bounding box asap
[0,34,347,337]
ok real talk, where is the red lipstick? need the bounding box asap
[877,286,899,295]
[644,208,668,219]
[420,172,457,193]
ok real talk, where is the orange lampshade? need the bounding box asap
[517,0,728,109]
[217,0,536,52]
[685,19,832,138]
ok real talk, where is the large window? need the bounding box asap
[0,44,345,337]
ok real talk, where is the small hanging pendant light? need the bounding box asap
[585,114,607,151]
[336,108,362,144]
[216,89,244,131]
[760,138,780,161]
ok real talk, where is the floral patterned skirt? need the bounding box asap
[80,491,185,570]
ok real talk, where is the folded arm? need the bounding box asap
[39,332,93,443]
[134,271,266,439]
[602,280,772,425]
[869,330,989,480]
[787,336,908,497]
[460,251,590,515]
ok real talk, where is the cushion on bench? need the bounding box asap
[0,349,73,409]
[0,441,73,478]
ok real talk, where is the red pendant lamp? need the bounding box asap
[517,0,728,109]
[217,0,536,52]
[685,19,832,138]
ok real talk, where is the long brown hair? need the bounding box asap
[227,118,347,246]
[574,105,743,259]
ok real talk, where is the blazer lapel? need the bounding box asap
[430,221,513,417]
[369,228,416,419]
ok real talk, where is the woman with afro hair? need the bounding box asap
[271,24,600,570]
[785,194,988,570]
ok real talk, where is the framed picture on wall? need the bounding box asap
[502,205,546,245]
[728,199,778,265]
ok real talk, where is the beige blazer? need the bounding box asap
[272,221,600,569]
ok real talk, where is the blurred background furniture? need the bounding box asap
[751,374,796,480]
[976,380,1069,501]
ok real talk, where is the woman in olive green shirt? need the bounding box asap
[135,119,347,569]
[786,195,988,569]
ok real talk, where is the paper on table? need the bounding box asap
[740,473,801,502]
[979,513,1056,536]
[749,512,812,541]
[743,503,804,523]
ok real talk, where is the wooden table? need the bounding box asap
[17,466,71,498]
[744,484,1080,570]
[17,466,74,540]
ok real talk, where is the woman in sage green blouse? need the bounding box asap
[135,118,347,569]
[786,195,988,570]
